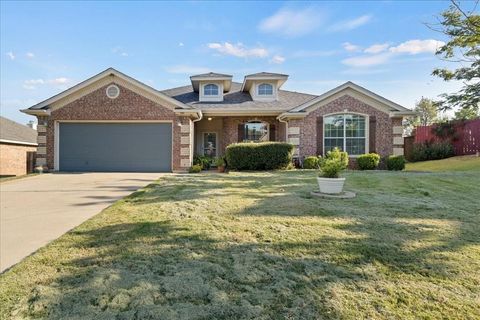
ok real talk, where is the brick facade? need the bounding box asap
[0,143,36,176]
[288,94,398,159]
[38,83,189,171]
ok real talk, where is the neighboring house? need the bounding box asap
[0,116,38,176]
[22,68,415,172]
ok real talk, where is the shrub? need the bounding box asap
[193,155,212,170]
[325,148,349,169]
[225,142,294,170]
[303,156,321,169]
[386,155,406,171]
[188,164,202,173]
[214,156,225,167]
[411,142,454,162]
[357,153,380,170]
[319,148,348,178]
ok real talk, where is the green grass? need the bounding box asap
[1,170,479,319]
[406,155,480,172]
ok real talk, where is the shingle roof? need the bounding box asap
[0,116,37,145]
[245,72,288,78]
[190,72,232,79]
[161,82,317,111]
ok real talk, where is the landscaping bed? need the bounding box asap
[1,170,479,319]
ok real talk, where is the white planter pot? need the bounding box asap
[317,177,345,194]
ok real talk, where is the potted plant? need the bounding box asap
[215,156,226,173]
[317,148,348,194]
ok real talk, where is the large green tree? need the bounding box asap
[431,1,479,112]
[414,97,439,126]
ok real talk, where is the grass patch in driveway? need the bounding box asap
[1,170,479,319]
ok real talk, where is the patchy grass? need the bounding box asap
[406,155,480,172]
[1,170,479,319]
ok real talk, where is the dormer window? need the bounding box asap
[204,84,219,96]
[258,83,273,96]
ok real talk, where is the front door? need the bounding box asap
[203,132,217,157]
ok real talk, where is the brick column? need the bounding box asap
[179,117,193,170]
[35,116,49,171]
[392,117,404,156]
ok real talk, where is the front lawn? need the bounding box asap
[1,170,479,319]
[406,155,480,172]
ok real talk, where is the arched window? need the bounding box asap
[258,83,273,96]
[204,84,219,96]
[244,121,269,142]
[324,114,367,155]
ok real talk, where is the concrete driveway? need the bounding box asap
[0,172,161,272]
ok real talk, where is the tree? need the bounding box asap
[454,106,479,120]
[414,97,438,126]
[431,0,480,112]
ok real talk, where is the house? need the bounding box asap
[21,68,415,172]
[0,116,38,176]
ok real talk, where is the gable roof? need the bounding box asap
[278,81,416,119]
[22,68,193,115]
[161,82,317,115]
[190,72,232,79]
[0,116,37,145]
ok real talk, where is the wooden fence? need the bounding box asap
[414,118,480,156]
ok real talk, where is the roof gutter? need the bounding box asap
[0,139,38,146]
[277,112,307,121]
[174,109,203,120]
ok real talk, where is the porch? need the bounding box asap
[193,116,287,157]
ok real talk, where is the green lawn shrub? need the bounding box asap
[193,155,212,170]
[411,141,454,162]
[357,153,381,170]
[188,164,202,173]
[386,155,406,171]
[303,156,321,169]
[225,142,294,170]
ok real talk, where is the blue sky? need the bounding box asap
[1,1,463,124]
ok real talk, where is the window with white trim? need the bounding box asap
[204,84,219,96]
[324,114,366,155]
[258,83,273,96]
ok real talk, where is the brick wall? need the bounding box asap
[288,95,398,158]
[39,83,188,171]
[0,143,36,176]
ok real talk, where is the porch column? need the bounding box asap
[179,117,193,169]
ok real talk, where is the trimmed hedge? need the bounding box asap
[225,142,294,170]
[357,153,380,170]
[411,141,454,162]
[386,155,405,171]
[303,156,321,169]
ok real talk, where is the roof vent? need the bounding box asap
[106,84,120,99]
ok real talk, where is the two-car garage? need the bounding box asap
[58,122,172,172]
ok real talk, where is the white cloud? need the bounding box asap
[342,53,393,67]
[389,39,445,55]
[178,42,184,47]
[329,15,372,32]
[6,51,15,60]
[112,46,128,57]
[26,52,35,59]
[259,8,323,37]
[270,55,286,64]
[342,42,361,52]
[23,77,70,90]
[364,43,389,54]
[165,65,211,74]
[207,42,269,58]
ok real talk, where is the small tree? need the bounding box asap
[454,106,479,120]
[430,1,480,113]
[414,97,438,126]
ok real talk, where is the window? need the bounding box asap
[324,114,366,155]
[204,84,219,96]
[244,121,269,142]
[203,132,217,156]
[258,83,273,96]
